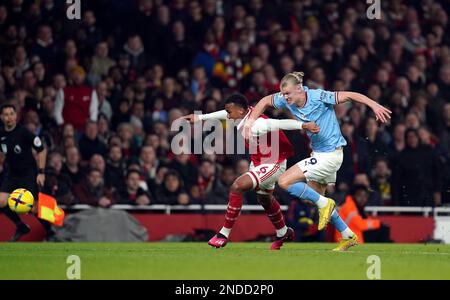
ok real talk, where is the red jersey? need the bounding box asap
[238,107,294,166]
[63,85,93,131]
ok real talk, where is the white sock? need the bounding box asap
[341,228,354,239]
[316,196,329,209]
[219,227,231,238]
[276,226,288,238]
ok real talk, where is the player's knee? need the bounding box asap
[230,181,244,194]
[278,175,291,190]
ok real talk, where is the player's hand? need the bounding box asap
[371,103,392,123]
[243,118,256,139]
[36,174,45,187]
[180,114,200,123]
[302,122,320,134]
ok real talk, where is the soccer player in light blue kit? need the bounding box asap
[243,72,392,251]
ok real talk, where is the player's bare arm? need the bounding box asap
[337,92,392,123]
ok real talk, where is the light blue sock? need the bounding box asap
[330,209,348,232]
[286,182,320,203]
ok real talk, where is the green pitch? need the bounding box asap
[1,243,449,279]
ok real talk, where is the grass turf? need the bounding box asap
[0,242,449,280]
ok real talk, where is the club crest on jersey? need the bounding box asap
[14,144,22,154]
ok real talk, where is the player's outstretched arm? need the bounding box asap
[180,110,228,123]
[251,118,320,136]
[243,95,272,137]
[338,92,392,123]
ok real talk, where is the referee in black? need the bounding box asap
[0,103,51,241]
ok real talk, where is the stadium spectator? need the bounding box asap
[364,116,390,168]
[138,145,161,186]
[54,66,98,131]
[286,199,323,242]
[105,144,126,189]
[73,168,115,207]
[87,153,124,192]
[195,159,216,200]
[116,170,152,206]
[78,120,107,161]
[168,153,198,189]
[388,123,406,159]
[61,145,84,186]
[45,151,74,205]
[123,35,147,75]
[338,120,370,186]
[0,0,448,210]
[440,103,450,154]
[88,42,115,87]
[96,82,113,122]
[31,24,57,68]
[353,173,382,207]
[370,158,393,206]
[117,122,140,160]
[155,170,190,205]
[392,128,442,206]
[97,114,113,146]
[207,166,237,204]
[213,40,251,90]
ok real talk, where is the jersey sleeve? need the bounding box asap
[271,93,287,109]
[26,129,45,152]
[198,110,228,120]
[313,89,339,105]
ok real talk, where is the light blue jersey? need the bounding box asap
[271,86,347,152]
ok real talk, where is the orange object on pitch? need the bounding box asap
[37,193,65,227]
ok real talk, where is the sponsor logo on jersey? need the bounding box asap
[1,144,7,153]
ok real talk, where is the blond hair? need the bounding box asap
[280,71,304,89]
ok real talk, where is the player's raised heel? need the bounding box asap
[270,227,295,250]
[332,235,359,252]
[208,233,228,248]
[318,198,335,231]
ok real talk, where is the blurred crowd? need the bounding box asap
[0,0,449,209]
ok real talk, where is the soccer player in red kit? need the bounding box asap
[182,93,319,250]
